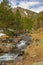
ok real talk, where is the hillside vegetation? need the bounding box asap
[0,0,33,36]
[0,0,43,36]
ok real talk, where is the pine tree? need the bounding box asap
[14,9,22,34]
[1,0,9,7]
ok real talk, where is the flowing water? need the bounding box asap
[0,54,18,61]
[0,36,31,62]
[0,40,27,61]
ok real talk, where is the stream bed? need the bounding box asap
[0,36,32,62]
[0,40,26,61]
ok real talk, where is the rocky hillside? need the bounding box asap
[12,7,37,18]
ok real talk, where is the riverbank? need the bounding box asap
[0,32,43,65]
[15,43,43,65]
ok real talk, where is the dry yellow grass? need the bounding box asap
[0,35,9,39]
[17,44,43,65]
[31,33,43,40]
[31,28,43,40]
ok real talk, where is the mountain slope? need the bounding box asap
[12,7,37,18]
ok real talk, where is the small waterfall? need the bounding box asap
[16,40,26,49]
